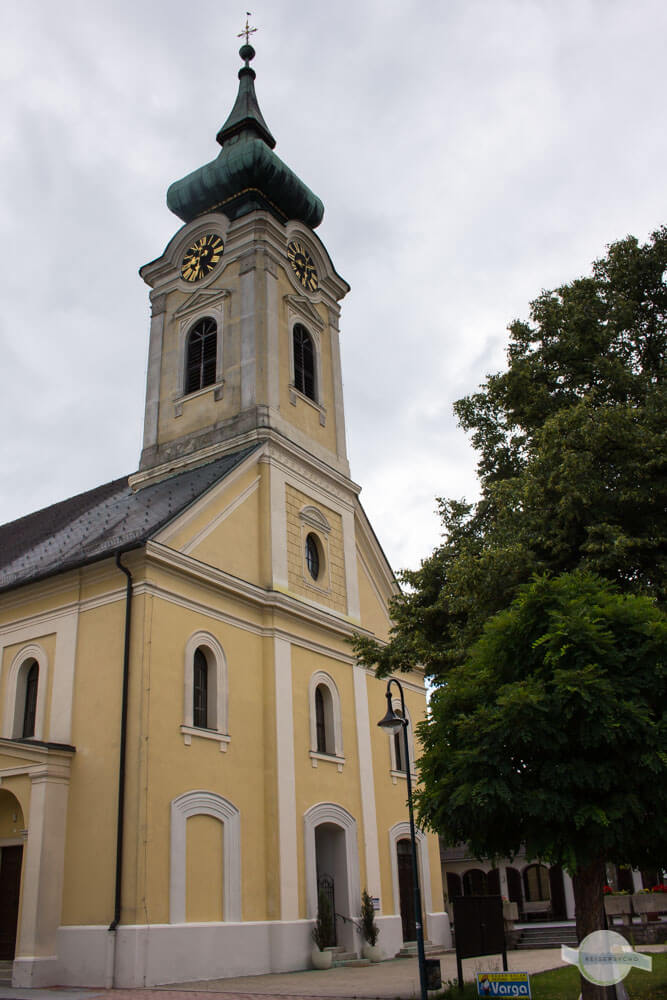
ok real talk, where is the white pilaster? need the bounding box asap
[269,462,288,589]
[49,611,79,744]
[141,302,166,451]
[15,770,69,976]
[341,507,360,621]
[352,664,382,904]
[274,636,298,920]
[239,263,256,410]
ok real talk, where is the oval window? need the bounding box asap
[305,533,320,580]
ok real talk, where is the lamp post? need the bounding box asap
[378,678,428,1000]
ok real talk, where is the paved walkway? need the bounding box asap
[1,946,664,1000]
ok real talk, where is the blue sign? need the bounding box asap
[476,972,531,997]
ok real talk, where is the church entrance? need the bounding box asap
[397,838,417,941]
[0,845,23,959]
[315,822,350,949]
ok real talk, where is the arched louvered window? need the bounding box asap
[293,324,315,400]
[185,317,217,395]
[393,709,407,772]
[193,647,209,729]
[22,660,38,738]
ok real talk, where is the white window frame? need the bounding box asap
[2,644,48,741]
[308,670,344,770]
[181,631,229,751]
[173,302,225,415]
[388,699,416,784]
[169,790,241,923]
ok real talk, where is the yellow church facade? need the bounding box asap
[0,40,449,988]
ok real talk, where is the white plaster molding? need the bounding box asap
[307,671,343,758]
[169,790,241,923]
[388,699,415,776]
[155,445,264,546]
[352,664,382,905]
[240,268,256,410]
[49,611,78,743]
[2,644,48,741]
[182,476,260,555]
[388,821,433,918]
[341,508,360,621]
[269,464,289,590]
[176,302,225,398]
[299,505,330,533]
[303,802,360,921]
[182,632,228,737]
[274,637,298,920]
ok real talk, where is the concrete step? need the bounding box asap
[397,942,449,958]
[516,926,578,950]
[335,958,371,967]
[0,960,12,986]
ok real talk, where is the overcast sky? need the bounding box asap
[2,1,665,573]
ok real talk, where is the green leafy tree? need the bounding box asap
[353,228,667,999]
[415,571,666,1000]
[354,227,666,682]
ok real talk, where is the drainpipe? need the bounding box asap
[108,552,133,972]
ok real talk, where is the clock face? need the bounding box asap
[287,240,318,292]
[181,233,224,282]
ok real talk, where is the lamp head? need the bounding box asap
[377,689,405,734]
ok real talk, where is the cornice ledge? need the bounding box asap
[144,541,372,639]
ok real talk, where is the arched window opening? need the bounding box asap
[309,672,343,762]
[22,660,38,738]
[193,647,209,729]
[315,684,335,755]
[523,864,551,902]
[305,532,321,580]
[293,324,315,400]
[185,317,217,395]
[463,868,488,896]
[393,708,407,772]
[182,633,229,749]
[315,686,327,753]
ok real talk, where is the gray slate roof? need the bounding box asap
[0,447,257,594]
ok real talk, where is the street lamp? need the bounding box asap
[378,678,427,1000]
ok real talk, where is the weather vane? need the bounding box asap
[238,13,257,45]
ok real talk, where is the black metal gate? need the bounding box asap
[317,873,337,947]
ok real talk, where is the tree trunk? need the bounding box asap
[572,859,611,1000]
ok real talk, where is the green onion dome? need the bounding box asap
[167,44,324,229]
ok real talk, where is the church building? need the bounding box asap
[0,38,449,987]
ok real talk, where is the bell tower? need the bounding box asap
[136,40,351,486]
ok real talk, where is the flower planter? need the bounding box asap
[362,942,383,962]
[604,895,632,924]
[632,893,667,913]
[311,947,333,970]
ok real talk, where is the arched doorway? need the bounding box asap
[304,804,360,954]
[315,824,348,947]
[397,839,417,941]
[0,790,25,960]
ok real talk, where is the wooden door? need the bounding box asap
[397,839,416,941]
[0,845,23,959]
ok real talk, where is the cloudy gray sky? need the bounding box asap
[2,1,665,572]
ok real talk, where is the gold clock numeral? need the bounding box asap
[287,239,319,292]
[181,233,224,282]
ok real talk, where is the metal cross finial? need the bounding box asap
[238,13,257,45]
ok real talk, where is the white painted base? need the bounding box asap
[426,910,452,948]
[12,955,60,988]
[54,919,315,987]
[39,914,451,988]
